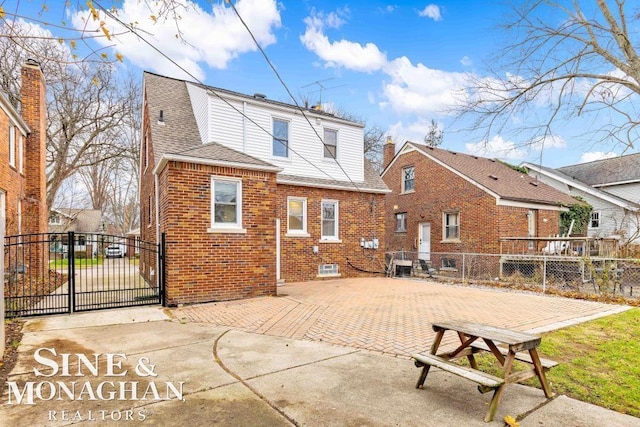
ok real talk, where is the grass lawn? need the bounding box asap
[467,308,640,417]
[49,258,103,268]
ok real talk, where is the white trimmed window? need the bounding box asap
[323,128,337,159]
[321,200,339,240]
[395,212,407,232]
[443,211,460,240]
[287,197,307,235]
[49,213,62,225]
[273,118,289,158]
[402,166,414,193]
[590,211,600,229]
[211,177,243,231]
[9,125,16,167]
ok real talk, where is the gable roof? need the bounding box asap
[522,162,640,212]
[556,153,640,187]
[143,72,388,193]
[50,208,103,232]
[388,142,578,207]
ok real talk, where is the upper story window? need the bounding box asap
[49,213,62,225]
[321,200,339,240]
[323,128,337,159]
[590,211,600,229]
[395,212,407,232]
[443,211,460,241]
[287,197,307,235]
[210,176,244,232]
[8,125,16,167]
[273,118,289,158]
[402,166,415,193]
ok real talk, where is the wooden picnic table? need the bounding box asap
[413,320,556,422]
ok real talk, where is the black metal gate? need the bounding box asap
[3,232,165,317]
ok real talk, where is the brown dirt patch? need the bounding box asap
[1,319,24,393]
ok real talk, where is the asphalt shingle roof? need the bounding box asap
[556,153,640,186]
[408,142,578,206]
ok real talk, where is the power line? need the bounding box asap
[91,0,352,185]
[226,0,363,192]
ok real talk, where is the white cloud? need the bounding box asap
[381,56,469,114]
[418,4,442,21]
[388,119,442,144]
[528,134,566,150]
[460,56,472,66]
[300,10,387,73]
[71,0,281,81]
[579,151,617,163]
[465,135,528,161]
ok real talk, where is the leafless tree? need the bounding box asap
[364,126,386,172]
[456,0,640,151]
[423,119,443,147]
[0,22,137,212]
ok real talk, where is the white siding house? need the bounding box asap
[523,158,640,245]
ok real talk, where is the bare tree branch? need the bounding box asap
[455,0,640,151]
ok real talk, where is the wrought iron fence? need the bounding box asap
[386,250,640,299]
[4,232,165,317]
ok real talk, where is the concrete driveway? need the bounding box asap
[174,277,627,357]
[2,277,636,426]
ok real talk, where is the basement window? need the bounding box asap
[318,263,339,277]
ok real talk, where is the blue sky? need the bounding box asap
[10,0,633,167]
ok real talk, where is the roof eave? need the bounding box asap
[153,153,283,175]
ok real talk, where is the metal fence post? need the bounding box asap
[542,255,547,293]
[462,253,466,283]
[68,231,75,312]
[160,232,166,306]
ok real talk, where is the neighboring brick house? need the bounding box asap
[140,72,389,305]
[381,140,578,263]
[0,60,48,249]
[523,154,640,245]
[0,60,47,237]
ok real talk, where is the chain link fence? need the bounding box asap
[386,250,640,300]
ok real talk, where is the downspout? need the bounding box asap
[155,172,160,246]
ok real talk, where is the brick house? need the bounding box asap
[381,140,578,264]
[140,72,389,305]
[0,60,48,247]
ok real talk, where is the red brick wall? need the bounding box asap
[20,62,47,237]
[276,185,386,282]
[0,110,24,236]
[383,149,562,255]
[159,161,278,305]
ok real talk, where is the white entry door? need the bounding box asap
[418,222,431,260]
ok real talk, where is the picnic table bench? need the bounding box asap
[412,320,557,422]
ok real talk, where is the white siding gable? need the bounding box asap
[186,83,208,143]
[189,86,364,183]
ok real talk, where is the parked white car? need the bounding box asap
[105,245,124,258]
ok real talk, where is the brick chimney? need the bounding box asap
[382,136,396,170]
[21,59,48,237]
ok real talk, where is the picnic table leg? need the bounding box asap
[485,350,516,422]
[529,348,553,398]
[457,332,479,369]
[416,329,444,389]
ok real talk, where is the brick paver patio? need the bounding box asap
[173,277,628,357]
